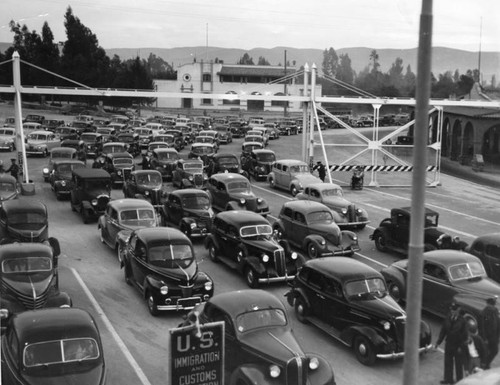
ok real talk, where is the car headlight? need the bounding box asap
[290,252,298,260]
[257,198,263,204]
[239,198,246,205]
[298,182,303,188]
[357,208,363,214]
[37,146,42,150]
[309,357,320,370]
[91,199,97,206]
[341,208,348,215]
[190,222,197,229]
[261,254,269,263]
[43,167,49,174]
[61,181,66,187]
[188,175,193,181]
[204,281,213,291]
[269,365,281,378]
[380,321,391,330]
[117,170,122,175]
[144,190,149,196]
[160,286,169,295]
[0,308,10,319]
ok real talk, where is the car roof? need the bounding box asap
[423,250,482,266]
[1,199,47,214]
[106,152,133,159]
[72,168,111,179]
[135,227,190,244]
[209,290,285,317]
[52,159,85,166]
[12,308,100,344]
[154,147,178,153]
[213,153,237,159]
[29,130,54,135]
[275,159,307,166]
[306,182,342,190]
[108,198,154,210]
[170,188,209,197]
[304,257,382,283]
[283,200,330,212]
[215,210,269,227]
[210,173,246,182]
[51,147,77,154]
[252,149,274,155]
[131,170,162,176]
[393,207,439,216]
[0,242,53,260]
[471,233,500,246]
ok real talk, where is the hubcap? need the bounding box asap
[358,342,367,356]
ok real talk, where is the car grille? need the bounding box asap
[123,168,133,180]
[244,199,257,211]
[2,283,48,310]
[197,214,212,228]
[179,284,194,298]
[273,249,286,276]
[286,357,307,385]
[97,194,110,211]
[347,204,356,222]
[193,173,204,188]
[394,317,406,350]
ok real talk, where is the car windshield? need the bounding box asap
[240,224,272,238]
[448,262,486,280]
[148,244,194,268]
[193,146,212,154]
[135,129,150,135]
[289,165,310,173]
[104,145,126,153]
[195,137,212,143]
[149,143,168,150]
[182,194,210,209]
[345,278,387,299]
[57,163,85,175]
[243,145,262,152]
[7,213,46,230]
[425,213,438,227]
[0,129,14,135]
[84,179,111,191]
[227,181,250,192]
[136,173,162,185]
[157,152,179,160]
[24,338,99,367]
[235,309,287,333]
[51,151,73,159]
[183,162,203,173]
[306,210,334,224]
[256,153,275,162]
[80,134,97,142]
[246,136,262,142]
[119,209,156,226]
[321,188,343,197]
[60,128,74,134]
[156,136,174,143]
[27,134,48,141]
[0,182,15,192]
[113,158,133,166]
[2,257,52,273]
[218,157,238,166]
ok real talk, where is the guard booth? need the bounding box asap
[471,154,485,172]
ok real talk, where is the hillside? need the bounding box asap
[1,42,499,81]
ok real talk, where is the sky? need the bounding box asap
[1,0,499,52]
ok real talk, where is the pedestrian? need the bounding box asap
[464,320,486,375]
[434,302,469,384]
[313,161,326,182]
[480,296,500,369]
[77,146,87,166]
[6,158,19,180]
[139,153,150,170]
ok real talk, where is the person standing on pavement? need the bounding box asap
[480,296,500,369]
[313,161,326,182]
[435,302,469,384]
[6,158,19,180]
[464,320,487,375]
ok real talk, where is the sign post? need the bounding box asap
[170,318,224,385]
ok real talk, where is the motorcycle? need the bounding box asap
[351,167,364,190]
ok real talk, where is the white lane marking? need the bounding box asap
[71,268,153,385]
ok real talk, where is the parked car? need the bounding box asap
[96,126,116,142]
[58,126,80,141]
[0,242,71,318]
[171,158,208,189]
[162,129,185,149]
[206,173,269,215]
[70,168,112,224]
[22,122,43,132]
[179,289,336,384]
[150,148,180,181]
[23,114,45,124]
[116,132,140,157]
[205,211,302,287]
[101,152,135,187]
[296,183,369,229]
[277,120,299,135]
[122,170,164,208]
[26,130,59,157]
[1,308,106,385]
[240,141,264,157]
[199,129,219,146]
[213,125,233,144]
[0,175,19,203]
[49,159,86,200]
[61,139,86,156]
[206,153,246,177]
[240,148,276,181]
[0,127,16,151]
[153,133,183,152]
[268,159,323,196]
[188,142,217,161]
[263,122,281,139]
[161,189,214,238]
[133,127,154,150]
[98,198,158,256]
[466,233,500,283]
[381,250,500,326]
[145,141,169,155]
[42,147,78,181]
[285,257,432,365]
[243,134,265,148]
[100,141,128,156]
[43,119,65,131]
[80,132,103,157]
[273,200,360,258]
[120,227,214,315]
[370,207,467,255]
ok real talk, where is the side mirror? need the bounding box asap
[49,237,61,258]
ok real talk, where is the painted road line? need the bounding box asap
[71,268,153,385]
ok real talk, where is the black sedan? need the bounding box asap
[1,308,106,385]
[381,250,500,327]
[180,290,336,385]
[286,257,432,365]
[120,227,214,315]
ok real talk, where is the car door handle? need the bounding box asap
[316,294,325,299]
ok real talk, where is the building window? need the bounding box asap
[202,99,212,105]
[272,92,288,107]
[203,73,211,82]
[223,91,240,105]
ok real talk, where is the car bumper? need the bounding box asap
[377,344,432,360]
[157,295,210,311]
[0,144,13,150]
[26,150,44,155]
[258,274,296,284]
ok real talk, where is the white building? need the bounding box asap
[154,61,321,112]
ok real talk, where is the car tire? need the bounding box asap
[374,232,388,252]
[307,241,319,259]
[269,177,276,189]
[462,312,478,330]
[208,242,219,263]
[147,291,160,316]
[245,267,259,288]
[295,296,310,324]
[290,185,299,197]
[82,208,90,224]
[353,335,376,366]
[387,281,403,303]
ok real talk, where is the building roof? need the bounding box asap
[218,65,296,78]
[444,106,500,119]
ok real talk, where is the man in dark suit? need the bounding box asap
[481,296,500,369]
[435,302,469,384]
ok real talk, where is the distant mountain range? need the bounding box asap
[1,43,499,82]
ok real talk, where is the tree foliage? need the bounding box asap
[237,53,254,65]
[257,56,270,65]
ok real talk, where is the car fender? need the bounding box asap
[97,215,105,230]
[267,171,276,182]
[381,267,407,298]
[339,230,359,248]
[286,287,311,309]
[45,292,72,308]
[226,201,243,211]
[116,231,130,248]
[244,256,266,275]
[452,293,488,320]
[370,225,390,241]
[229,365,272,385]
[180,216,196,229]
[81,200,94,210]
[343,325,387,350]
[302,234,329,253]
[144,274,164,295]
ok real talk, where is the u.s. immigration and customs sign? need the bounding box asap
[170,321,224,385]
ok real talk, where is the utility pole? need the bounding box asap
[284,49,287,117]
